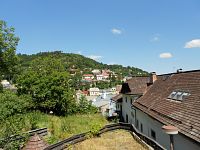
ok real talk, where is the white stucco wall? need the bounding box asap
[134,108,200,150]
[121,95,138,124]
[120,94,200,150]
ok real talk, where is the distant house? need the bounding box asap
[115,70,200,150]
[111,94,122,119]
[92,69,101,75]
[92,93,116,116]
[96,74,104,81]
[115,85,122,94]
[1,80,11,88]
[76,90,89,100]
[69,68,77,76]
[1,80,17,92]
[89,87,100,96]
[102,72,109,79]
[82,74,94,81]
[82,90,89,96]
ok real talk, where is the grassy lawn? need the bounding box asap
[0,112,108,145]
[36,113,108,143]
[70,130,148,150]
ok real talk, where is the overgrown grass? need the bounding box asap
[0,111,108,145]
[34,112,108,143]
[71,130,148,150]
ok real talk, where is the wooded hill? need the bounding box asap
[18,51,148,76]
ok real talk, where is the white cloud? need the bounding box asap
[150,34,160,42]
[159,53,173,59]
[87,55,102,61]
[152,36,159,41]
[111,28,122,35]
[184,39,200,48]
[77,51,82,55]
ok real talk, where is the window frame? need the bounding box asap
[140,123,143,133]
[151,129,156,140]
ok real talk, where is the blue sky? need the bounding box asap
[1,0,200,74]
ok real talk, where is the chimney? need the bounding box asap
[177,68,183,73]
[148,72,157,85]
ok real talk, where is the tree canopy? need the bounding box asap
[17,57,76,115]
[0,20,19,81]
[17,51,149,77]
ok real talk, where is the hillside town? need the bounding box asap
[1,1,200,150]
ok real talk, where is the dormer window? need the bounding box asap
[173,91,182,100]
[168,91,176,99]
[168,91,190,101]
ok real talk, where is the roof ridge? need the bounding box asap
[158,69,200,76]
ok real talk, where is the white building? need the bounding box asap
[82,74,94,81]
[115,71,200,150]
[89,87,100,96]
[96,74,104,81]
[1,80,11,88]
[92,69,101,75]
[93,93,116,116]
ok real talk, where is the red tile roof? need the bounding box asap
[132,70,200,143]
[111,94,123,102]
[83,74,94,76]
[82,90,89,95]
[120,76,149,95]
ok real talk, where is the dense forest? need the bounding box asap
[17,51,148,77]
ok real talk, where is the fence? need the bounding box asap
[0,128,48,143]
[45,123,166,150]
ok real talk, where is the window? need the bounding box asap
[151,129,156,140]
[130,98,133,105]
[125,97,127,103]
[168,91,177,99]
[181,92,190,100]
[136,119,139,129]
[168,91,190,101]
[140,123,143,133]
[131,111,135,118]
[126,114,128,123]
[173,91,182,100]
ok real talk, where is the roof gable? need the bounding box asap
[120,77,149,95]
[133,71,200,143]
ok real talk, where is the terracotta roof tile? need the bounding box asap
[120,76,149,95]
[111,94,122,102]
[133,70,200,143]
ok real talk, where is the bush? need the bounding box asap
[0,90,32,122]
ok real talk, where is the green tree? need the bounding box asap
[0,90,32,150]
[0,20,19,81]
[0,90,32,122]
[17,57,76,115]
[78,95,97,114]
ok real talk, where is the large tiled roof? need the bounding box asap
[120,77,149,95]
[133,70,200,143]
[111,94,122,102]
